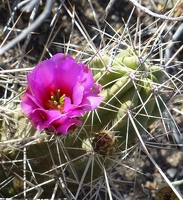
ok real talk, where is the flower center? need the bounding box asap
[47,89,65,113]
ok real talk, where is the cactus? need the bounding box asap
[85,49,166,149]
[0,48,166,198]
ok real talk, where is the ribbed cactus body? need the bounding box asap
[87,48,166,150]
[89,54,110,75]
[149,65,164,83]
[0,132,114,197]
[0,48,166,198]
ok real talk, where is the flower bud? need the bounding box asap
[92,131,118,156]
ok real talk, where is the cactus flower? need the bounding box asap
[21,53,103,135]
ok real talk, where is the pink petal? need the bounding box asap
[72,82,84,105]
[54,118,82,135]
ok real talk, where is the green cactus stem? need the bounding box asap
[0,48,166,198]
[149,65,164,83]
[85,49,166,149]
[89,54,110,75]
[113,48,135,65]
[94,66,133,88]
[83,74,135,133]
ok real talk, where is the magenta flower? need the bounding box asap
[21,53,103,135]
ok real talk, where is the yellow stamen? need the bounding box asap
[56,89,61,99]
[47,89,65,113]
[53,100,58,105]
[59,94,65,104]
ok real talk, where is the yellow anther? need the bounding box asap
[53,100,58,105]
